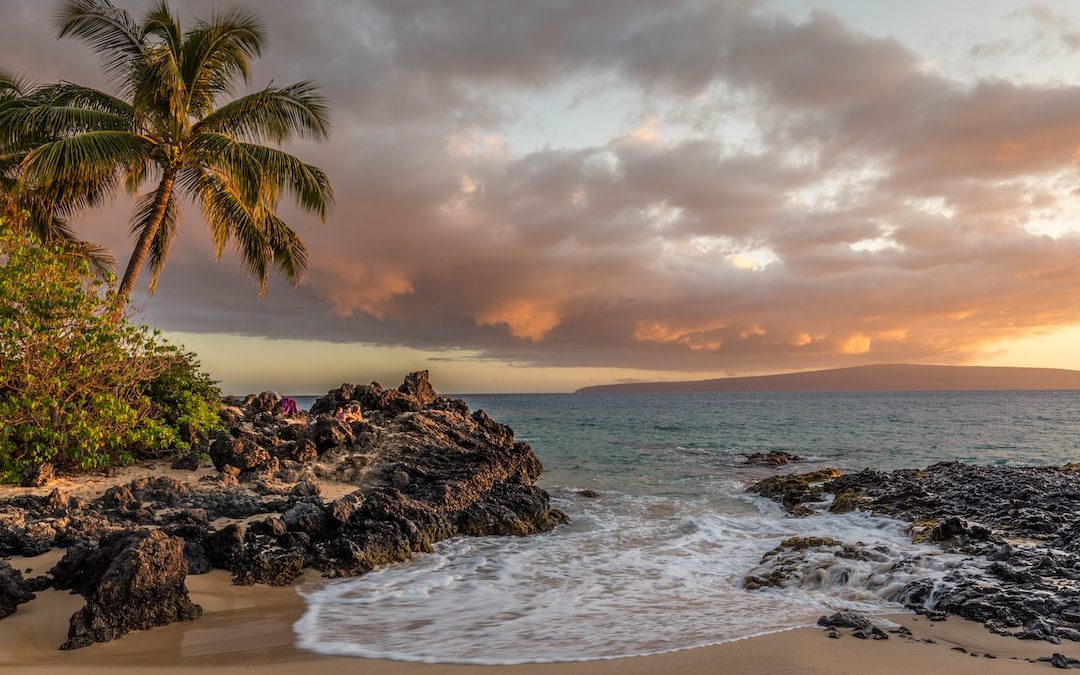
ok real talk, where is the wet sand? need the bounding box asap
[1,565,1075,675]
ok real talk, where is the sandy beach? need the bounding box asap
[1,562,1076,675]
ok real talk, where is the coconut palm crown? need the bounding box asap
[0,0,333,304]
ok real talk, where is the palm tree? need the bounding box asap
[0,70,116,274]
[1,0,332,307]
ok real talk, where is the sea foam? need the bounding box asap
[294,483,971,664]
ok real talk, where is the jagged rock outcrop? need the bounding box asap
[52,529,201,649]
[747,462,1080,644]
[748,468,842,516]
[0,371,566,647]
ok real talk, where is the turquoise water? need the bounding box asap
[295,391,1080,664]
[463,391,1080,490]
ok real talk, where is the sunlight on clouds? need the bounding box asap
[633,320,726,351]
[476,298,563,342]
[850,234,902,253]
[629,116,662,143]
[446,132,509,158]
[640,201,685,230]
[728,249,779,270]
[311,259,414,319]
[784,162,889,213]
[662,236,779,270]
[906,197,956,219]
[839,334,872,354]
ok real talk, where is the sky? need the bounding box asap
[4,0,1080,393]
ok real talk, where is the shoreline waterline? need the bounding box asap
[2,570,1076,673]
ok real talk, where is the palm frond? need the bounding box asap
[194,81,330,143]
[180,7,266,115]
[186,132,332,219]
[184,130,261,202]
[131,42,187,132]
[38,216,117,276]
[20,130,152,187]
[55,0,145,83]
[263,210,308,285]
[195,167,309,293]
[141,0,182,57]
[69,239,117,277]
[0,70,35,100]
[1,188,117,276]
[0,104,132,145]
[195,167,244,258]
[239,142,333,220]
[34,82,134,117]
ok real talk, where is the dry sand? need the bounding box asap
[4,462,360,503]
[1,563,1075,675]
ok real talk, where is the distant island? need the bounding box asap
[576,364,1080,394]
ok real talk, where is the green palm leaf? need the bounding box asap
[55,0,146,84]
[20,130,152,186]
[193,81,330,143]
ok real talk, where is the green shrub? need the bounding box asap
[141,346,223,444]
[0,228,220,482]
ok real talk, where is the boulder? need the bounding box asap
[209,437,270,472]
[309,417,353,453]
[53,529,201,649]
[745,450,801,467]
[0,560,34,619]
[20,462,54,487]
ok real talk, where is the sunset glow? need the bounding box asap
[5,0,1080,392]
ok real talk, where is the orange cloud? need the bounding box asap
[477,299,563,342]
[839,334,872,354]
[311,258,414,319]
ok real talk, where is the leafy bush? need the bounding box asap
[141,346,223,444]
[0,227,220,482]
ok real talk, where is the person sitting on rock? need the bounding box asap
[340,402,364,423]
[278,397,300,418]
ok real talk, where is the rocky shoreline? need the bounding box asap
[0,371,566,649]
[6,377,1080,660]
[746,462,1080,649]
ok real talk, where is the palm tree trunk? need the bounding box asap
[116,167,178,308]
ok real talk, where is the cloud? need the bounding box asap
[4,0,1080,380]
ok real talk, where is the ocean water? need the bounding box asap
[293,391,1080,664]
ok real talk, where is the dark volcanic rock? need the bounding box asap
[170,452,201,471]
[309,417,353,453]
[314,488,456,577]
[748,462,1080,644]
[748,468,842,516]
[745,450,802,467]
[209,436,270,472]
[53,529,201,649]
[0,560,34,618]
[457,483,571,536]
[20,462,54,488]
[399,370,438,407]
[817,611,889,640]
[0,371,564,647]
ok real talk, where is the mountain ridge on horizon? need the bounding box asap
[575,364,1080,394]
